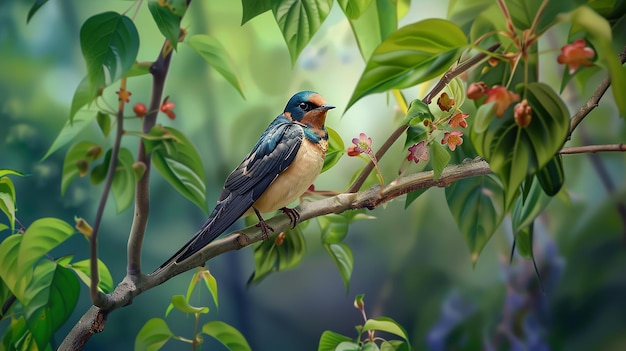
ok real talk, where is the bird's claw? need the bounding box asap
[255,220,274,240]
[280,207,300,228]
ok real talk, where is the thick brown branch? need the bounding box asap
[560,143,626,154]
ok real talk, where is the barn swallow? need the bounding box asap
[156,91,334,270]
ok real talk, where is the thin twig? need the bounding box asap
[568,45,626,139]
[89,78,127,306]
[559,143,626,154]
[348,43,501,193]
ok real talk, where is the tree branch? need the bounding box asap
[560,143,626,154]
[89,78,127,307]
[568,45,626,139]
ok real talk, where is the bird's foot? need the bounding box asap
[253,207,274,240]
[280,207,300,228]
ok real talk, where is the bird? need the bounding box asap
[155,91,334,271]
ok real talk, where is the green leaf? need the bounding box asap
[125,61,152,77]
[338,0,374,19]
[135,318,174,351]
[346,19,467,110]
[1,317,37,351]
[404,188,428,209]
[318,330,353,351]
[42,111,98,160]
[319,214,349,245]
[0,234,29,301]
[185,268,219,309]
[61,141,99,195]
[27,0,49,23]
[112,147,138,212]
[512,179,552,233]
[362,317,410,345]
[249,225,306,285]
[241,0,272,24]
[202,321,252,351]
[23,261,79,351]
[380,340,410,351]
[64,258,114,294]
[537,155,564,196]
[187,34,246,98]
[144,126,208,213]
[17,218,75,288]
[0,169,25,178]
[79,12,139,96]
[470,82,569,206]
[348,0,399,60]
[0,176,17,232]
[272,0,333,64]
[336,341,362,351]
[148,1,182,50]
[562,6,626,116]
[170,295,209,314]
[513,223,534,259]
[447,0,493,34]
[429,141,451,180]
[402,99,434,126]
[69,75,95,121]
[0,223,8,233]
[325,242,353,292]
[446,175,506,265]
[96,111,111,138]
[322,127,345,173]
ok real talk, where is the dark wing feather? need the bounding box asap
[155,119,303,270]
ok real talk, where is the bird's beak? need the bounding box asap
[317,105,335,111]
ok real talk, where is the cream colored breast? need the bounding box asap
[252,137,327,213]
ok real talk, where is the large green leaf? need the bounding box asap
[249,225,306,285]
[1,316,40,351]
[470,82,569,206]
[241,0,272,24]
[347,0,399,60]
[0,235,29,301]
[325,242,353,292]
[23,260,79,351]
[17,218,75,285]
[346,19,467,110]
[338,0,374,20]
[42,111,99,160]
[135,318,174,351]
[187,34,245,98]
[0,176,17,232]
[202,321,252,351]
[318,330,353,351]
[272,0,333,64]
[144,126,208,213]
[564,6,626,116]
[148,0,182,50]
[69,76,93,121]
[446,175,506,265]
[362,317,411,345]
[61,141,100,195]
[79,12,139,97]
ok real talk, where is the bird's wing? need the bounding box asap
[155,119,303,270]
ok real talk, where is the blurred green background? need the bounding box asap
[1,1,626,350]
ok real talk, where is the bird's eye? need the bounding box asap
[299,102,311,111]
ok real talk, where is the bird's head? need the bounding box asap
[283,91,334,129]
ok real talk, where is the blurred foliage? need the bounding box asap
[0,0,625,350]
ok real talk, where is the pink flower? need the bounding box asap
[442,131,463,151]
[347,145,361,157]
[557,39,595,74]
[407,141,429,164]
[467,82,488,100]
[449,112,469,129]
[484,86,520,117]
[437,92,455,112]
[351,133,372,154]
